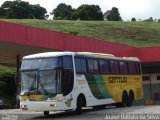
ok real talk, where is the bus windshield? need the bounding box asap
[21,57,61,70]
[20,56,74,96]
[21,70,61,96]
[20,57,62,96]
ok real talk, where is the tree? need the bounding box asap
[103,10,111,20]
[105,7,122,21]
[29,4,47,19]
[0,0,47,19]
[0,1,12,18]
[0,0,31,19]
[73,4,103,20]
[131,17,136,22]
[51,3,73,20]
[0,7,6,18]
[144,17,154,22]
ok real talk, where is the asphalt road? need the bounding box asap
[1,106,160,120]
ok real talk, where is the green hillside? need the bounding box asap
[1,19,160,47]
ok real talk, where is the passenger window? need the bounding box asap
[99,60,110,73]
[110,61,120,74]
[136,63,141,74]
[87,59,99,73]
[119,61,128,74]
[75,58,87,73]
[62,56,73,69]
[128,62,136,74]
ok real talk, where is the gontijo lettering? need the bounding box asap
[109,77,127,83]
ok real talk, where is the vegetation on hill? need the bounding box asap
[0,1,120,21]
[0,0,47,19]
[1,19,160,47]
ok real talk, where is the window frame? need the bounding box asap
[135,62,141,75]
[142,75,150,81]
[128,61,141,75]
[98,59,110,74]
[109,60,120,74]
[128,62,137,75]
[119,61,129,74]
[74,57,87,74]
[74,55,141,76]
[87,58,100,74]
[61,55,73,70]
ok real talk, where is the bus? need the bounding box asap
[20,52,143,115]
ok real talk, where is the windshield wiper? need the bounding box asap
[21,68,39,72]
[27,74,37,96]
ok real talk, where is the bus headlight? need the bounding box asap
[55,96,63,101]
[50,104,58,107]
[21,105,28,110]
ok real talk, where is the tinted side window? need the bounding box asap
[128,62,136,74]
[87,59,99,73]
[75,58,81,73]
[110,61,120,74]
[62,56,74,96]
[62,69,74,96]
[75,58,87,73]
[99,60,110,73]
[119,61,128,74]
[136,63,141,74]
[62,56,73,69]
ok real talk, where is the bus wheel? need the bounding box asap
[122,92,128,107]
[44,111,49,116]
[127,91,134,107]
[75,96,85,114]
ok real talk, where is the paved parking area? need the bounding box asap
[0,105,160,120]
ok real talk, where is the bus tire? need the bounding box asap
[75,95,86,114]
[122,92,128,107]
[44,111,49,116]
[127,91,134,107]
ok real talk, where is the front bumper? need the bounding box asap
[20,101,69,111]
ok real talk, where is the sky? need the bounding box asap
[0,0,160,20]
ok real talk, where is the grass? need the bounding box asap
[1,19,160,47]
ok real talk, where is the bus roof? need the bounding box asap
[75,52,140,62]
[23,52,140,62]
[23,52,74,59]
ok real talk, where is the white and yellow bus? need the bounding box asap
[20,52,143,115]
